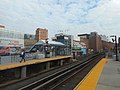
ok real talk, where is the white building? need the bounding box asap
[0,27,24,55]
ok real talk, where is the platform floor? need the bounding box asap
[0,56,72,70]
[96,59,120,90]
[74,58,120,90]
[74,58,107,90]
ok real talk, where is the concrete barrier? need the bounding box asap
[35,54,45,59]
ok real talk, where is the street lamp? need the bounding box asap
[45,38,49,58]
[110,35,118,61]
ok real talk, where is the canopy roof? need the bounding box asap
[35,40,65,46]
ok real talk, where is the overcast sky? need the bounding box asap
[0,0,120,40]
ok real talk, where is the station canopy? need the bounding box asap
[35,40,66,47]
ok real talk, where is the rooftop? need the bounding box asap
[35,40,65,46]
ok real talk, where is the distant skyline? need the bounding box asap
[0,0,120,40]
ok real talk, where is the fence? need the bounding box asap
[0,52,43,65]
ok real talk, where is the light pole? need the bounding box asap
[110,35,118,61]
[45,38,48,58]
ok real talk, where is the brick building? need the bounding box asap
[78,32,103,52]
[80,36,89,49]
[0,25,5,28]
[78,34,89,53]
[35,28,48,41]
[88,32,102,51]
[102,41,114,50]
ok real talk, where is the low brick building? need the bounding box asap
[0,25,5,28]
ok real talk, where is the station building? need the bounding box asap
[52,33,74,55]
[72,40,86,59]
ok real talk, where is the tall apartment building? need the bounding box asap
[78,32,103,52]
[89,32,102,51]
[35,28,48,41]
[78,32,114,52]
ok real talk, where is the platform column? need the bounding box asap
[15,68,21,78]
[60,60,64,66]
[46,62,50,70]
[69,58,72,63]
[21,66,27,78]
[41,64,45,70]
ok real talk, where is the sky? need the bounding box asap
[0,0,120,40]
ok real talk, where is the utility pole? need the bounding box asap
[115,36,118,61]
[111,35,118,61]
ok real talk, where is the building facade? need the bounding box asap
[24,34,35,40]
[0,27,24,55]
[100,35,109,42]
[0,25,5,28]
[55,33,73,48]
[72,40,87,59]
[78,32,103,52]
[35,28,48,41]
[89,32,102,51]
[52,33,73,55]
[102,41,114,50]
[80,36,89,49]
[78,34,89,53]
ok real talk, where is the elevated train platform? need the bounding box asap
[1,54,120,90]
[74,58,120,90]
[0,56,72,70]
[0,56,72,79]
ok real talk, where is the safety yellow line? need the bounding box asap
[74,58,107,90]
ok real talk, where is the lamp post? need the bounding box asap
[45,38,49,58]
[110,35,118,61]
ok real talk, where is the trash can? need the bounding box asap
[45,52,50,58]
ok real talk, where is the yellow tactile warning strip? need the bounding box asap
[0,56,72,70]
[74,58,107,90]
